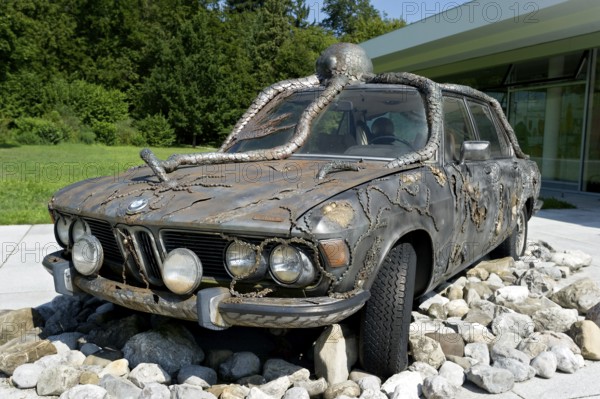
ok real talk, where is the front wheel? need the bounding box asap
[360,241,417,378]
[491,206,528,259]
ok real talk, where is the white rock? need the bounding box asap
[419,293,450,312]
[359,388,387,399]
[410,320,454,336]
[129,363,171,388]
[438,361,465,387]
[533,308,578,333]
[11,363,44,389]
[314,324,357,385]
[422,375,459,399]
[464,343,489,366]
[494,286,530,304]
[466,365,514,394]
[283,387,310,399]
[170,383,216,399]
[551,345,583,373]
[59,384,110,399]
[139,382,171,399]
[551,250,592,271]
[408,362,438,380]
[100,374,142,399]
[445,300,469,318]
[382,370,423,396]
[259,376,292,398]
[530,351,557,378]
[491,312,535,339]
[408,335,446,369]
[36,365,81,396]
[98,359,130,378]
[493,358,536,382]
[450,321,495,344]
[357,375,382,391]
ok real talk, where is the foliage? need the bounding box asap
[320,0,405,43]
[540,197,577,210]
[135,114,176,147]
[13,117,64,145]
[0,0,405,147]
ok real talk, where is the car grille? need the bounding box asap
[84,218,124,265]
[116,226,163,286]
[82,221,320,288]
[161,230,230,280]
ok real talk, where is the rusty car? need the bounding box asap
[43,43,541,377]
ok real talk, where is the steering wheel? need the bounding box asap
[371,135,416,150]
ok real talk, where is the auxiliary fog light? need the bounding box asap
[54,215,74,247]
[225,241,267,281]
[72,235,104,276]
[70,218,91,244]
[162,248,203,295]
[269,245,315,286]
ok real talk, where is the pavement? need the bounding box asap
[1,193,599,398]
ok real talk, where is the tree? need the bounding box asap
[320,0,405,43]
[348,14,405,44]
[321,0,379,37]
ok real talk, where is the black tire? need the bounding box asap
[491,206,528,260]
[360,240,417,378]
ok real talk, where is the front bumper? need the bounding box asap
[43,251,369,329]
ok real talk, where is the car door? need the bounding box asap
[441,95,480,274]
[442,95,503,275]
[466,99,523,254]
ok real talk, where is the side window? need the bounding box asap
[443,96,476,163]
[467,101,510,158]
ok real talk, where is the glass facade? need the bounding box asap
[437,49,597,194]
[584,52,600,193]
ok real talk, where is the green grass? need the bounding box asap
[0,143,214,225]
[540,196,577,210]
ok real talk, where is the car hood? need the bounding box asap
[50,159,406,235]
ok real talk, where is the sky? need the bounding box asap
[353,0,471,24]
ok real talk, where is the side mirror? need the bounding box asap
[460,141,490,163]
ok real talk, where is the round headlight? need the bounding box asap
[54,215,73,247]
[70,219,90,243]
[225,242,267,281]
[72,235,104,276]
[270,245,316,287]
[162,248,203,295]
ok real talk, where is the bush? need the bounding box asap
[43,79,129,126]
[116,119,145,146]
[13,117,64,145]
[92,121,117,146]
[135,114,176,147]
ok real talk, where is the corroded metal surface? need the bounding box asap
[48,42,541,327]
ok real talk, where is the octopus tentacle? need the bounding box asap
[367,72,443,169]
[141,43,369,182]
[220,75,320,150]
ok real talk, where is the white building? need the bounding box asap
[362,0,600,195]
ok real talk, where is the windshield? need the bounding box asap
[225,84,428,159]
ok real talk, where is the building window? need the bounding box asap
[584,49,600,193]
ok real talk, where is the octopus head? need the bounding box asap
[316,43,374,85]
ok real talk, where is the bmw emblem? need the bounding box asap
[127,198,148,214]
